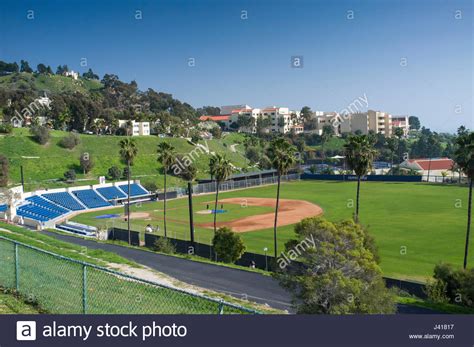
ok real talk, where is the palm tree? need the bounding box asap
[209,154,233,233]
[119,138,138,244]
[386,137,398,172]
[157,142,176,238]
[266,138,298,259]
[344,135,377,223]
[177,158,198,244]
[453,129,474,269]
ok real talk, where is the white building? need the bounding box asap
[220,104,251,116]
[64,70,79,80]
[391,116,410,137]
[216,105,302,134]
[118,120,150,136]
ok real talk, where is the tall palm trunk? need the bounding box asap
[213,182,220,233]
[127,160,131,245]
[427,157,432,182]
[463,177,472,269]
[390,152,394,173]
[188,181,195,244]
[273,174,281,259]
[355,175,361,223]
[163,171,167,238]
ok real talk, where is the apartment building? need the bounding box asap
[118,120,150,136]
[213,105,301,134]
[310,112,344,135]
[342,110,393,137]
[391,116,410,136]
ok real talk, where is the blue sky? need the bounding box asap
[0,0,472,132]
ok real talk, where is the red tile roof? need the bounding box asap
[199,115,230,121]
[408,158,454,170]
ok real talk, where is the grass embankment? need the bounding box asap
[73,180,473,282]
[0,288,43,314]
[0,129,249,191]
[0,222,277,314]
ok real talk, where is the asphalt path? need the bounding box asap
[41,231,438,314]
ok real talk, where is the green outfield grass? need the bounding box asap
[71,180,473,282]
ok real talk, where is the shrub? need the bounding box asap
[63,169,76,182]
[142,181,158,193]
[107,166,122,180]
[276,217,396,314]
[59,132,81,149]
[212,227,246,263]
[0,155,8,187]
[122,167,131,179]
[429,263,474,307]
[425,278,449,304]
[210,127,222,139]
[0,123,13,134]
[79,152,94,174]
[153,237,176,254]
[29,125,50,145]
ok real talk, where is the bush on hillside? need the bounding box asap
[59,132,81,149]
[79,152,94,174]
[63,169,76,182]
[0,155,9,187]
[122,167,131,179]
[0,123,13,134]
[212,227,246,263]
[153,237,176,254]
[29,125,50,145]
[107,166,122,180]
[142,181,158,193]
[426,263,474,308]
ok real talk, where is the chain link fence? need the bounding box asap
[0,236,259,314]
[192,173,300,195]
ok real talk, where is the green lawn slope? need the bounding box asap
[0,129,249,190]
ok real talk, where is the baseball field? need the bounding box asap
[71,180,473,282]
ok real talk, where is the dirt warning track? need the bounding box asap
[199,197,323,232]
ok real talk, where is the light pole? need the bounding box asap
[263,247,268,271]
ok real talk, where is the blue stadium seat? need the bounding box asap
[42,192,85,211]
[27,195,69,214]
[0,204,7,212]
[118,183,149,197]
[73,189,111,209]
[96,186,127,200]
[17,202,62,222]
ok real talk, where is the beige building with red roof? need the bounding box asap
[400,157,455,176]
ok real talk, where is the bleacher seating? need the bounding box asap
[42,192,85,211]
[73,189,111,209]
[27,195,69,214]
[118,183,149,197]
[96,186,127,200]
[17,203,63,222]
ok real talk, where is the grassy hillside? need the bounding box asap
[0,72,102,95]
[0,129,249,191]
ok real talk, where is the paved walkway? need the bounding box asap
[41,231,439,314]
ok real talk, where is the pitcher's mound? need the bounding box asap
[123,212,150,219]
[199,197,323,232]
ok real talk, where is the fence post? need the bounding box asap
[82,264,87,314]
[14,243,19,292]
[218,300,224,314]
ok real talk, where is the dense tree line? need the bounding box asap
[0,60,212,136]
